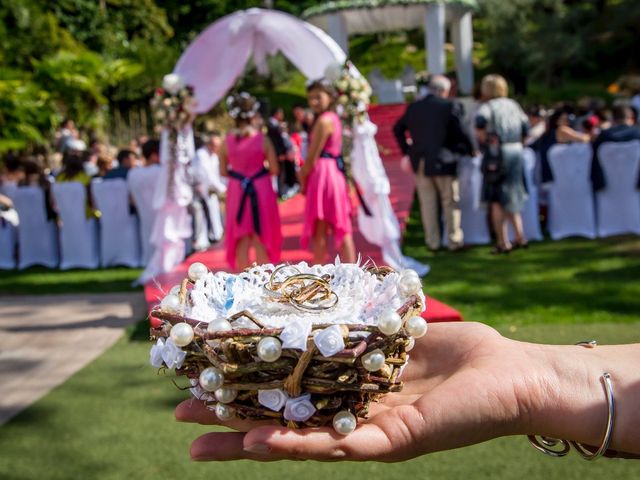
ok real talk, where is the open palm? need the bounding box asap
[175,322,530,462]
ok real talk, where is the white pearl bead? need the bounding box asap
[169,284,181,295]
[215,403,235,421]
[398,273,422,297]
[207,319,232,333]
[333,410,357,435]
[377,309,403,336]
[400,269,420,280]
[199,367,224,392]
[406,337,416,352]
[257,337,282,363]
[170,322,194,347]
[361,348,386,372]
[160,294,181,313]
[187,262,208,282]
[214,388,237,404]
[405,316,428,338]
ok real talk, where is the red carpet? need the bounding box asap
[144,104,462,322]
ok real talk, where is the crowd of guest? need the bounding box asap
[395,73,640,254]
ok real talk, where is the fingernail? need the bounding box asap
[244,443,271,454]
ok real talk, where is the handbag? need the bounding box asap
[480,103,506,183]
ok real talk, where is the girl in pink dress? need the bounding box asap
[300,80,356,264]
[220,93,281,270]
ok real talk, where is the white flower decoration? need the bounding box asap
[314,325,345,357]
[162,73,185,95]
[283,394,316,422]
[161,338,187,370]
[149,338,165,368]
[280,318,312,351]
[258,389,289,412]
[324,62,343,82]
[189,379,214,402]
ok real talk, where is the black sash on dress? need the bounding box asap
[228,167,269,235]
[319,151,372,217]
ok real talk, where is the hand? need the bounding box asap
[298,169,310,194]
[400,155,412,173]
[175,322,535,462]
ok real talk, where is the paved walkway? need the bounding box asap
[0,292,147,425]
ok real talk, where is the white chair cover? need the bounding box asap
[51,182,100,269]
[11,187,59,269]
[458,155,490,245]
[128,165,161,266]
[595,141,640,237]
[509,148,543,241]
[546,143,596,240]
[91,179,141,267]
[0,217,16,269]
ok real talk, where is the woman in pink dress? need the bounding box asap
[219,93,281,270]
[299,80,356,264]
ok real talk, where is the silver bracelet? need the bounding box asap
[527,340,616,461]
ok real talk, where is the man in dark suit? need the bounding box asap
[591,105,640,191]
[393,75,474,251]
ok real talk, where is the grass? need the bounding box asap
[402,197,640,328]
[0,266,142,295]
[0,321,638,480]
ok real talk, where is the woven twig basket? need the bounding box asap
[149,261,426,435]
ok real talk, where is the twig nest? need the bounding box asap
[199,367,224,392]
[405,316,428,338]
[214,388,238,404]
[188,262,208,282]
[258,389,289,412]
[214,403,235,421]
[377,308,403,335]
[257,337,283,362]
[361,348,386,372]
[398,270,422,297]
[333,410,357,435]
[170,322,194,347]
[160,294,181,313]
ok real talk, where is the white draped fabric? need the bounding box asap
[174,8,346,113]
[92,178,141,267]
[509,148,543,241]
[458,155,490,245]
[136,128,194,285]
[192,147,226,247]
[595,141,640,237]
[546,143,596,240]
[11,186,59,269]
[128,165,161,266]
[51,182,100,269]
[351,119,430,276]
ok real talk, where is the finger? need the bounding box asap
[175,399,276,432]
[190,432,279,462]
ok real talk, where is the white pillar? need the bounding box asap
[452,11,474,95]
[327,13,349,55]
[425,2,446,75]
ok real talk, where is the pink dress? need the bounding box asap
[225,132,282,269]
[301,111,353,249]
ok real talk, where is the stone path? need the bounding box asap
[0,292,147,425]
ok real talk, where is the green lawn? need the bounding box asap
[0,266,142,295]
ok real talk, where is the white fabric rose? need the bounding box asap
[162,73,185,95]
[279,318,312,351]
[283,394,316,422]
[149,338,165,368]
[258,389,289,412]
[313,325,345,357]
[161,338,187,370]
[189,379,214,402]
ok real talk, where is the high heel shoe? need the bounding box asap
[490,245,512,255]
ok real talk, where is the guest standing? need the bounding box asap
[300,79,356,264]
[220,93,281,270]
[475,74,529,253]
[267,107,298,199]
[393,75,474,251]
[104,149,138,180]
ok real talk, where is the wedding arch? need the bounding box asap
[138,8,427,284]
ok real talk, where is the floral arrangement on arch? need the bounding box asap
[326,61,372,125]
[151,73,197,133]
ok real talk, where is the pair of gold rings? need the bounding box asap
[263,266,338,312]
